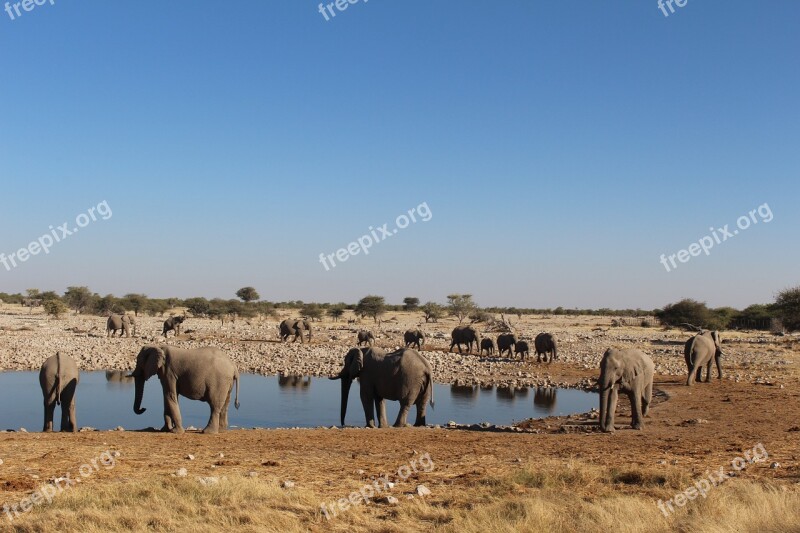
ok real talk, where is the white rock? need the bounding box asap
[186,455,195,460]
[176,468,188,477]
[198,476,219,485]
[416,485,431,496]
[281,480,295,489]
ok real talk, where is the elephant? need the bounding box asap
[514,340,530,360]
[598,348,654,433]
[278,375,311,389]
[105,369,133,383]
[403,329,425,349]
[130,345,240,434]
[534,387,557,411]
[450,326,481,354]
[480,338,495,356]
[357,330,376,347]
[684,331,723,386]
[107,314,135,337]
[163,315,186,338]
[496,333,518,357]
[534,332,558,363]
[39,352,79,432]
[330,347,434,428]
[279,319,311,343]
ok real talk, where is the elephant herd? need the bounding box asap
[36,318,725,435]
[451,326,558,363]
[597,329,725,433]
[106,314,186,339]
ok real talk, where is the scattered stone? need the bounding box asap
[19,428,27,433]
[198,476,220,485]
[771,462,781,469]
[186,455,195,461]
[114,426,125,431]
[416,485,431,496]
[383,495,399,505]
[281,480,295,489]
[247,471,258,478]
[176,468,188,477]
[262,460,281,467]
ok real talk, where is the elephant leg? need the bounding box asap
[686,365,696,386]
[643,382,653,417]
[715,354,723,379]
[630,390,644,430]
[60,404,71,432]
[394,404,411,427]
[704,360,712,383]
[606,387,619,431]
[376,398,388,428]
[203,403,221,434]
[161,395,174,431]
[220,391,231,431]
[43,399,55,432]
[414,399,427,427]
[361,391,376,428]
[165,391,184,434]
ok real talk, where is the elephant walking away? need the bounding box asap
[357,330,376,347]
[480,338,495,356]
[107,314,135,337]
[685,331,723,385]
[331,347,434,428]
[514,341,529,361]
[404,329,425,349]
[496,333,517,357]
[450,326,481,354]
[598,348,654,433]
[534,332,557,363]
[130,345,240,434]
[39,352,80,432]
[279,319,312,343]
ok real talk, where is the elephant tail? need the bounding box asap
[234,371,240,410]
[55,352,62,406]
[428,373,435,411]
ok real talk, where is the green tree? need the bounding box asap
[236,287,260,303]
[655,299,723,329]
[184,297,211,316]
[774,286,800,331]
[301,303,324,322]
[403,297,420,311]
[355,295,386,323]
[447,294,477,324]
[421,302,444,323]
[43,299,68,318]
[327,304,346,322]
[63,286,93,314]
[123,293,148,316]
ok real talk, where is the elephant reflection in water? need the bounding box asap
[534,387,557,412]
[496,386,529,402]
[278,375,311,389]
[106,370,134,383]
[450,384,478,402]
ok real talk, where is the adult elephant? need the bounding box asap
[598,348,654,433]
[357,330,376,347]
[279,319,311,343]
[107,314,135,337]
[39,352,80,432]
[330,347,434,427]
[163,315,186,338]
[534,332,558,363]
[684,331,723,386]
[450,326,481,354]
[130,345,240,434]
[480,338,495,356]
[496,333,518,357]
[403,329,425,350]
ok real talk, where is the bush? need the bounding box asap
[774,286,800,332]
[43,299,68,318]
[655,299,725,330]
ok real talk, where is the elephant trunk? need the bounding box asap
[340,377,352,426]
[133,375,147,415]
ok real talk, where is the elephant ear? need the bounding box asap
[143,346,166,380]
[347,348,364,379]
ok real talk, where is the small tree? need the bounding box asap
[185,297,211,316]
[421,302,444,323]
[447,294,477,324]
[655,299,721,329]
[355,295,386,323]
[403,297,420,312]
[301,303,324,322]
[774,286,800,332]
[63,286,93,314]
[43,299,68,318]
[236,287,260,303]
[327,304,346,322]
[26,288,41,299]
[123,293,148,316]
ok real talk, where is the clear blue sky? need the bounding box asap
[0,1,797,309]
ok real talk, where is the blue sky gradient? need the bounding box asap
[0,1,797,308]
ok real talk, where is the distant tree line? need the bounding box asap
[1,285,798,332]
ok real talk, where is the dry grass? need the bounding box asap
[6,460,799,533]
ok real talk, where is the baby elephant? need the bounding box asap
[163,315,186,338]
[403,329,425,349]
[357,330,375,347]
[480,338,495,356]
[514,341,530,361]
[39,352,80,432]
[598,348,654,432]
